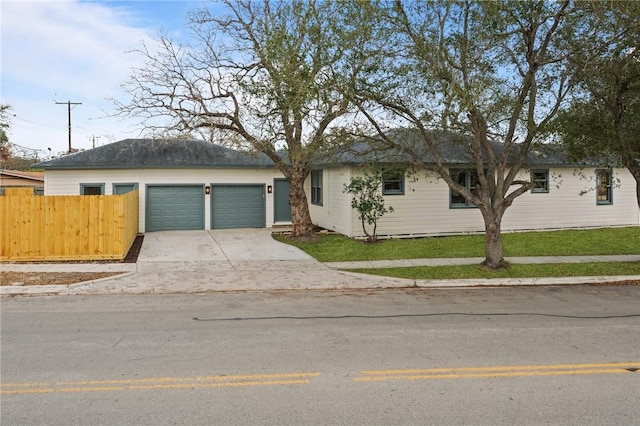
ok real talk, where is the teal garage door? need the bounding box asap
[146,185,205,232]
[211,185,265,229]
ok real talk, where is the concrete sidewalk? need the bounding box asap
[1,230,638,296]
[325,254,640,269]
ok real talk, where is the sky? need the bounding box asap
[1,0,207,158]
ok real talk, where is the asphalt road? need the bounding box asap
[1,285,639,425]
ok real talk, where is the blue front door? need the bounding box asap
[274,179,292,222]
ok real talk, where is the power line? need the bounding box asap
[12,115,51,128]
[55,101,82,153]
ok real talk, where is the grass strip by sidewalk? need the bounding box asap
[274,227,639,262]
[346,262,640,280]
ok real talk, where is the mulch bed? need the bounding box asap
[123,234,144,263]
[1,235,145,286]
[1,271,125,286]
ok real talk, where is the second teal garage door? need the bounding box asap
[146,185,205,232]
[211,185,265,229]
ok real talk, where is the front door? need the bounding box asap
[273,179,292,222]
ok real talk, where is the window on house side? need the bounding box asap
[80,183,104,195]
[113,183,138,195]
[450,169,479,208]
[382,172,404,195]
[531,170,549,193]
[596,169,612,205]
[311,170,323,206]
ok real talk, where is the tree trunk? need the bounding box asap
[629,165,640,210]
[636,178,640,212]
[288,174,316,237]
[481,209,508,269]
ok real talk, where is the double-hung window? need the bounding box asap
[531,169,549,193]
[311,170,323,206]
[382,171,405,195]
[450,169,479,208]
[596,169,612,205]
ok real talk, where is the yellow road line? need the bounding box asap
[360,362,637,376]
[1,372,320,395]
[45,372,321,387]
[3,363,637,395]
[356,362,639,383]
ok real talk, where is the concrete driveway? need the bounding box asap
[92,229,410,294]
[138,229,314,263]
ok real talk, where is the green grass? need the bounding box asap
[347,262,640,280]
[273,227,640,262]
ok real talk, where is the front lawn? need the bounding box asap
[273,226,639,262]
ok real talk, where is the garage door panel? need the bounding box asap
[211,185,264,229]
[146,186,204,232]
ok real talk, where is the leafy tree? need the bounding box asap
[117,0,371,237]
[343,169,394,242]
[0,104,12,165]
[553,2,640,208]
[350,0,605,269]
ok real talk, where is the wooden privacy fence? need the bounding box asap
[1,187,139,261]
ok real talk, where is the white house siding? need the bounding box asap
[44,168,286,232]
[314,166,639,238]
[308,166,354,236]
[503,167,638,231]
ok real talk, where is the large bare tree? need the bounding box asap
[353,0,603,269]
[117,0,370,237]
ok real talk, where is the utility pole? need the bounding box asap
[90,134,102,148]
[56,100,82,153]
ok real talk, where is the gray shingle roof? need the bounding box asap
[317,129,576,167]
[33,139,276,169]
[33,132,587,170]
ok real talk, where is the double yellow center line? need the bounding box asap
[1,372,321,395]
[2,363,637,395]
[355,362,638,382]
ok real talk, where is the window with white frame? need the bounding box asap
[596,169,612,205]
[311,170,323,205]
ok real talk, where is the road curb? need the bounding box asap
[415,275,640,288]
[2,273,638,296]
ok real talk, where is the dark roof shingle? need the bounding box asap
[318,129,574,167]
[34,139,275,169]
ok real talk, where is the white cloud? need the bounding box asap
[1,0,158,155]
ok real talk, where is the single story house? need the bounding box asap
[34,136,639,236]
[312,131,639,237]
[0,169,45,194]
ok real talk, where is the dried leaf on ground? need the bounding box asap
[1,272,124,286]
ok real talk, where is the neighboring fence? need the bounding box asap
[0,186,45,196]
[0,187,139,261]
